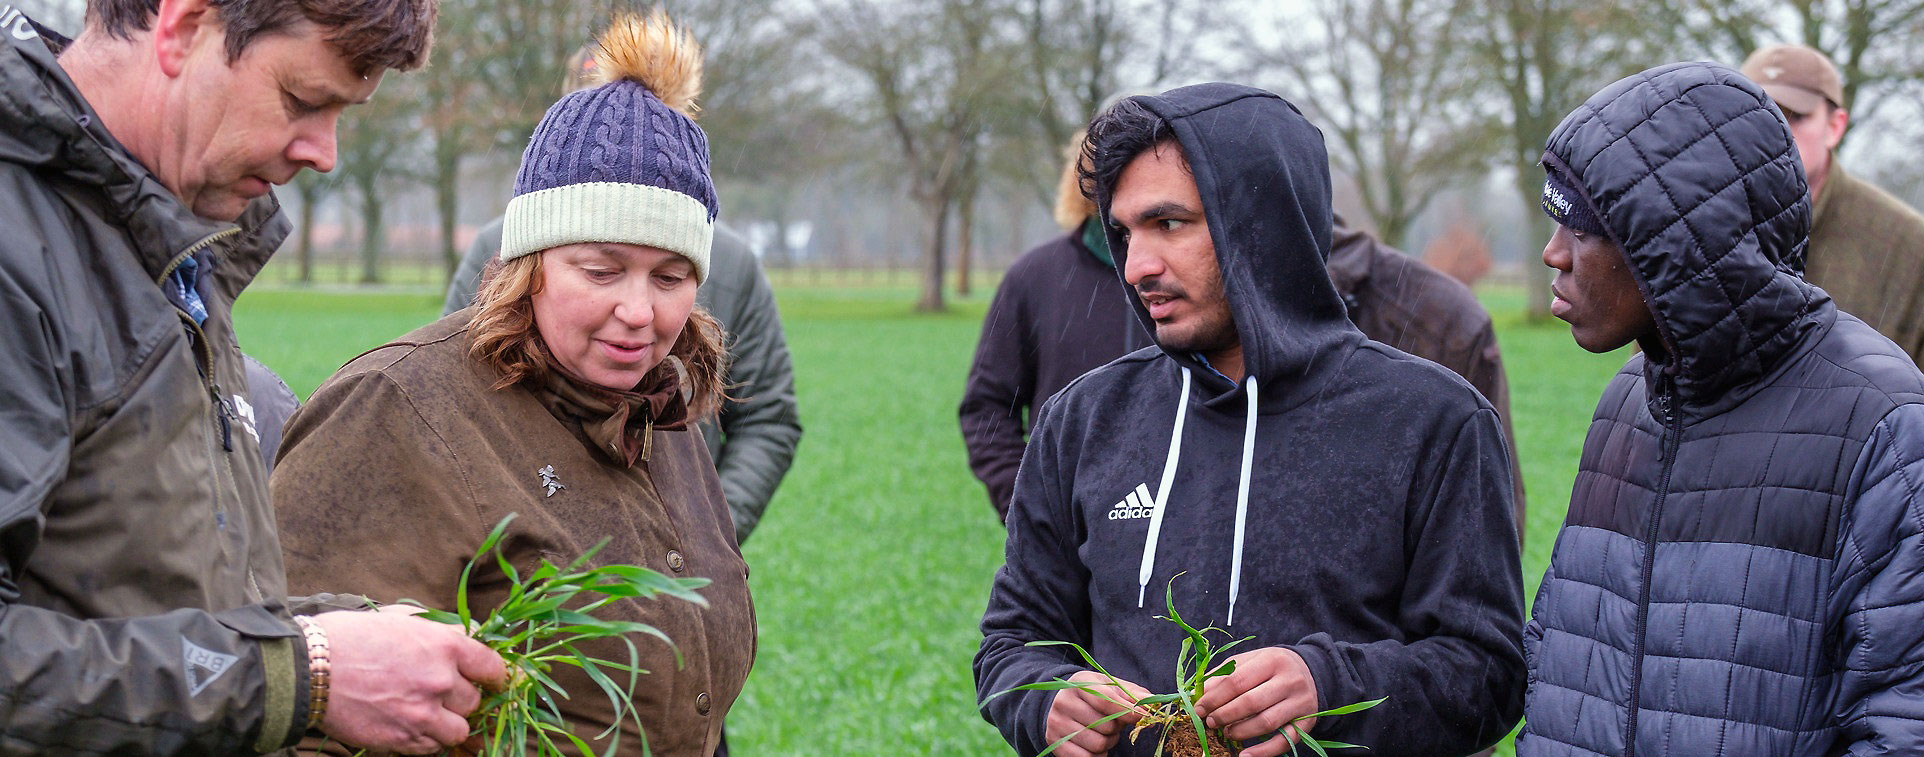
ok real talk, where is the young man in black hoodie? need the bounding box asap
[974,83,1525,757]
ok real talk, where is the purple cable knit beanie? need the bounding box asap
[499,10,718,281]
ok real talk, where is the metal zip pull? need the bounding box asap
[213,384,234,452]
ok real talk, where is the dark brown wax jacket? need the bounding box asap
[1324,221,1526,535]
[1805,163,1924,366]
[273,313,754,757]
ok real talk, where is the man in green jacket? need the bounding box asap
[1743,43,1924,364]
[0,1,505,753]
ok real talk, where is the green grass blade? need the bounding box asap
[1303,697,1387,718]
[476,512,517,558]
[986,678,1141,714]
[1024,639,1117,681]
[1209,635,1256,662]
[457,513,520,629]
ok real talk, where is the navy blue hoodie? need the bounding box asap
[973,83,1525,756]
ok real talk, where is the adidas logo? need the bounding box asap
[1108,483,1157,520]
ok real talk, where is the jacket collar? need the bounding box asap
[1808,160,1850,244]
[0,15,288,285]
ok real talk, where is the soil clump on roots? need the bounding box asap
[1161,723,1239,757]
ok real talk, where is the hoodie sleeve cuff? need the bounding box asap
[1013,662,1085,755]
[1286,640,1347,735]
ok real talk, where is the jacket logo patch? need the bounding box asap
[230,393,260,445]
[182,638,238,697]
[0,6,36,41]
[1108,483,1157,520]
[538,465,566,497]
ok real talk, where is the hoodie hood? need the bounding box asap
[1096,83,1368,624]
[1543,62,1824,417]
[1101,83,1362,412]
[0,20,286,284]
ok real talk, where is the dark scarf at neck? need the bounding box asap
[530,362,689,467]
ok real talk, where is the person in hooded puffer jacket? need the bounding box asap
[1519,62,1924,756]
[973,83,1525,757]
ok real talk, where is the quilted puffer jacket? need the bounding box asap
[1518,62,1924,756]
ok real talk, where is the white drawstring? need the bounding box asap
[1227,375,1258,626]
[1138,367,1191,608]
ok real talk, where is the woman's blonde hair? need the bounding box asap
[468,253,729,420]
[1053,129,1098,231]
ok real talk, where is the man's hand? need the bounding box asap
[1045,670,1153,757]
[1195,647,1319,757]
[309,607,508,755]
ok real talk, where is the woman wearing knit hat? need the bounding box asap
[271,11,752,756]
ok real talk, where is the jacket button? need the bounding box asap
[695,691,711,715]
[667,550,685,572]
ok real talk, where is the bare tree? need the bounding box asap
[821,0,1025,312]
[671,0,851,267]
[419,2,475,282]
[484,1,613,147]
[334,80,425,284]
[1468,0,1660,319]
[1250,0,1488,249]
[285,171,342,284]
[1006,0,1210,208]
[1652,0,1924,130]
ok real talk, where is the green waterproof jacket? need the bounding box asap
[0,20,309,754]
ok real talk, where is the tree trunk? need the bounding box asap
[436,149,461,284]
[917,195,951,313]
[297,192,316,285]
[1515,162,1552,321]
[360,181,384,285]
[956,181,975,297]
[769,210,792,268]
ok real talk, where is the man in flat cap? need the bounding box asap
[1743,43,1924,364]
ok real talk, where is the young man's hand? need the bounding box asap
[1045,670,1153,757]
[1196,646,1319,757]
[309,607,508,754]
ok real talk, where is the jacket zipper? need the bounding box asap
[1623,377,1682,757]
[161,228,266,603]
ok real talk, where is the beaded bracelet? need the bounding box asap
[293,616,331,730]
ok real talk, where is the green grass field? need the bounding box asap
[234,281,1631,755]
